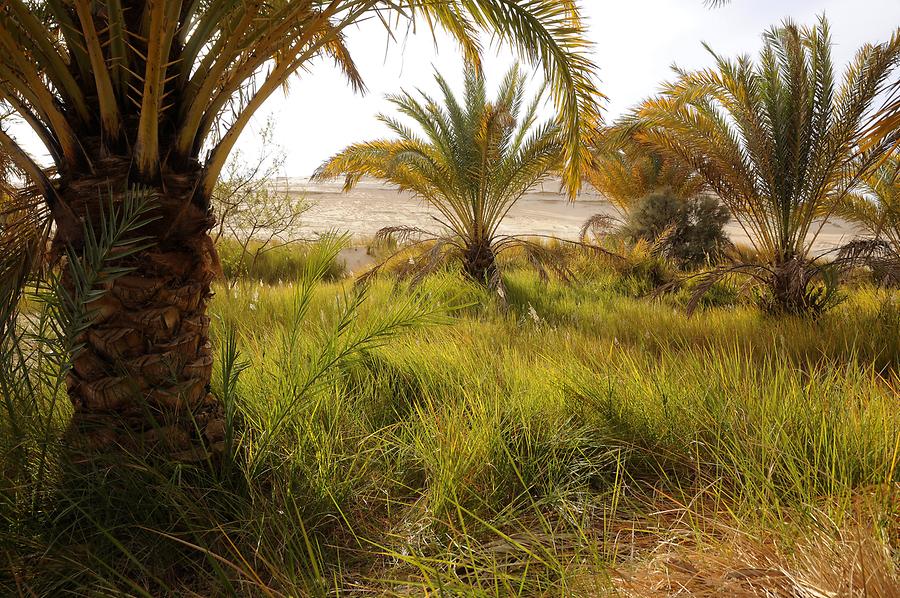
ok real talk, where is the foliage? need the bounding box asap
[315,63,579,287]
[212,117,311,283]
[0,0,600,200]
[1,233,448,594]
[582,125,719,274]
[586,126,705,218]
[622,189,731,269]
[217,238,345,284]
[633,17,900,315]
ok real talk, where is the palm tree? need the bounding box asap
[586,128,704,219]
[632,17,900,315]
[0,1,600,458]
[837,154,900,282]
[315,64,572,286]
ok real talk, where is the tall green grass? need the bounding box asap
[217,237,346,284]
[1,262,897,595]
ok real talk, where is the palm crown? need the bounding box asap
[315,64,566,284]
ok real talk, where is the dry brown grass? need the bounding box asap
[605,486,899,597]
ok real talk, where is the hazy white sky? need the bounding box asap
[241,0,900,177]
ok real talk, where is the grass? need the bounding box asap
[1,250,898,596]
[217,237,347,284]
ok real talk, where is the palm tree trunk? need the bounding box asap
[463,240,498,284]
[59,174,225,461]
[767,256,818,316]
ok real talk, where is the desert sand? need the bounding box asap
[281,177,863,254]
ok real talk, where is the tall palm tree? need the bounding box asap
[0,1,600,458]
[315,64,569,286]
[633,17,900,315]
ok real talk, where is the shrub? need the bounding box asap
[622,189,730,269]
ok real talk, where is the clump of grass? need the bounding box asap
[217,237,346,284]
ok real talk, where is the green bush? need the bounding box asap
[217,238,346,283]
[623,189,731,269]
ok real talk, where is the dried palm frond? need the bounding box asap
[0,161,52,335]
[832,238,900,286]
[375,226,434,245]
[494,236,577,285]
[835,154,900,283]
[580,214,622,244]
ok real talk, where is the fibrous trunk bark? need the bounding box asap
[58,169,225,461]
[766,256,823,316]
[463,240,497,285]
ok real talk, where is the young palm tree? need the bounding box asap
[315,64,569,286]
[633,17,900,315]
[0,1,600,458]
[586,128,704,218]
[837,154,900,281]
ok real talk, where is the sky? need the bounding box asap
[6,1,899,176]
[239,0,900,177]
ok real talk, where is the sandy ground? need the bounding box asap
[279,178,863,261]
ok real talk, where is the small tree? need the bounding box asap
[212,117,309,283]
[583,127,726,269]
[315,64,574,287]
[622,189,730,269]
